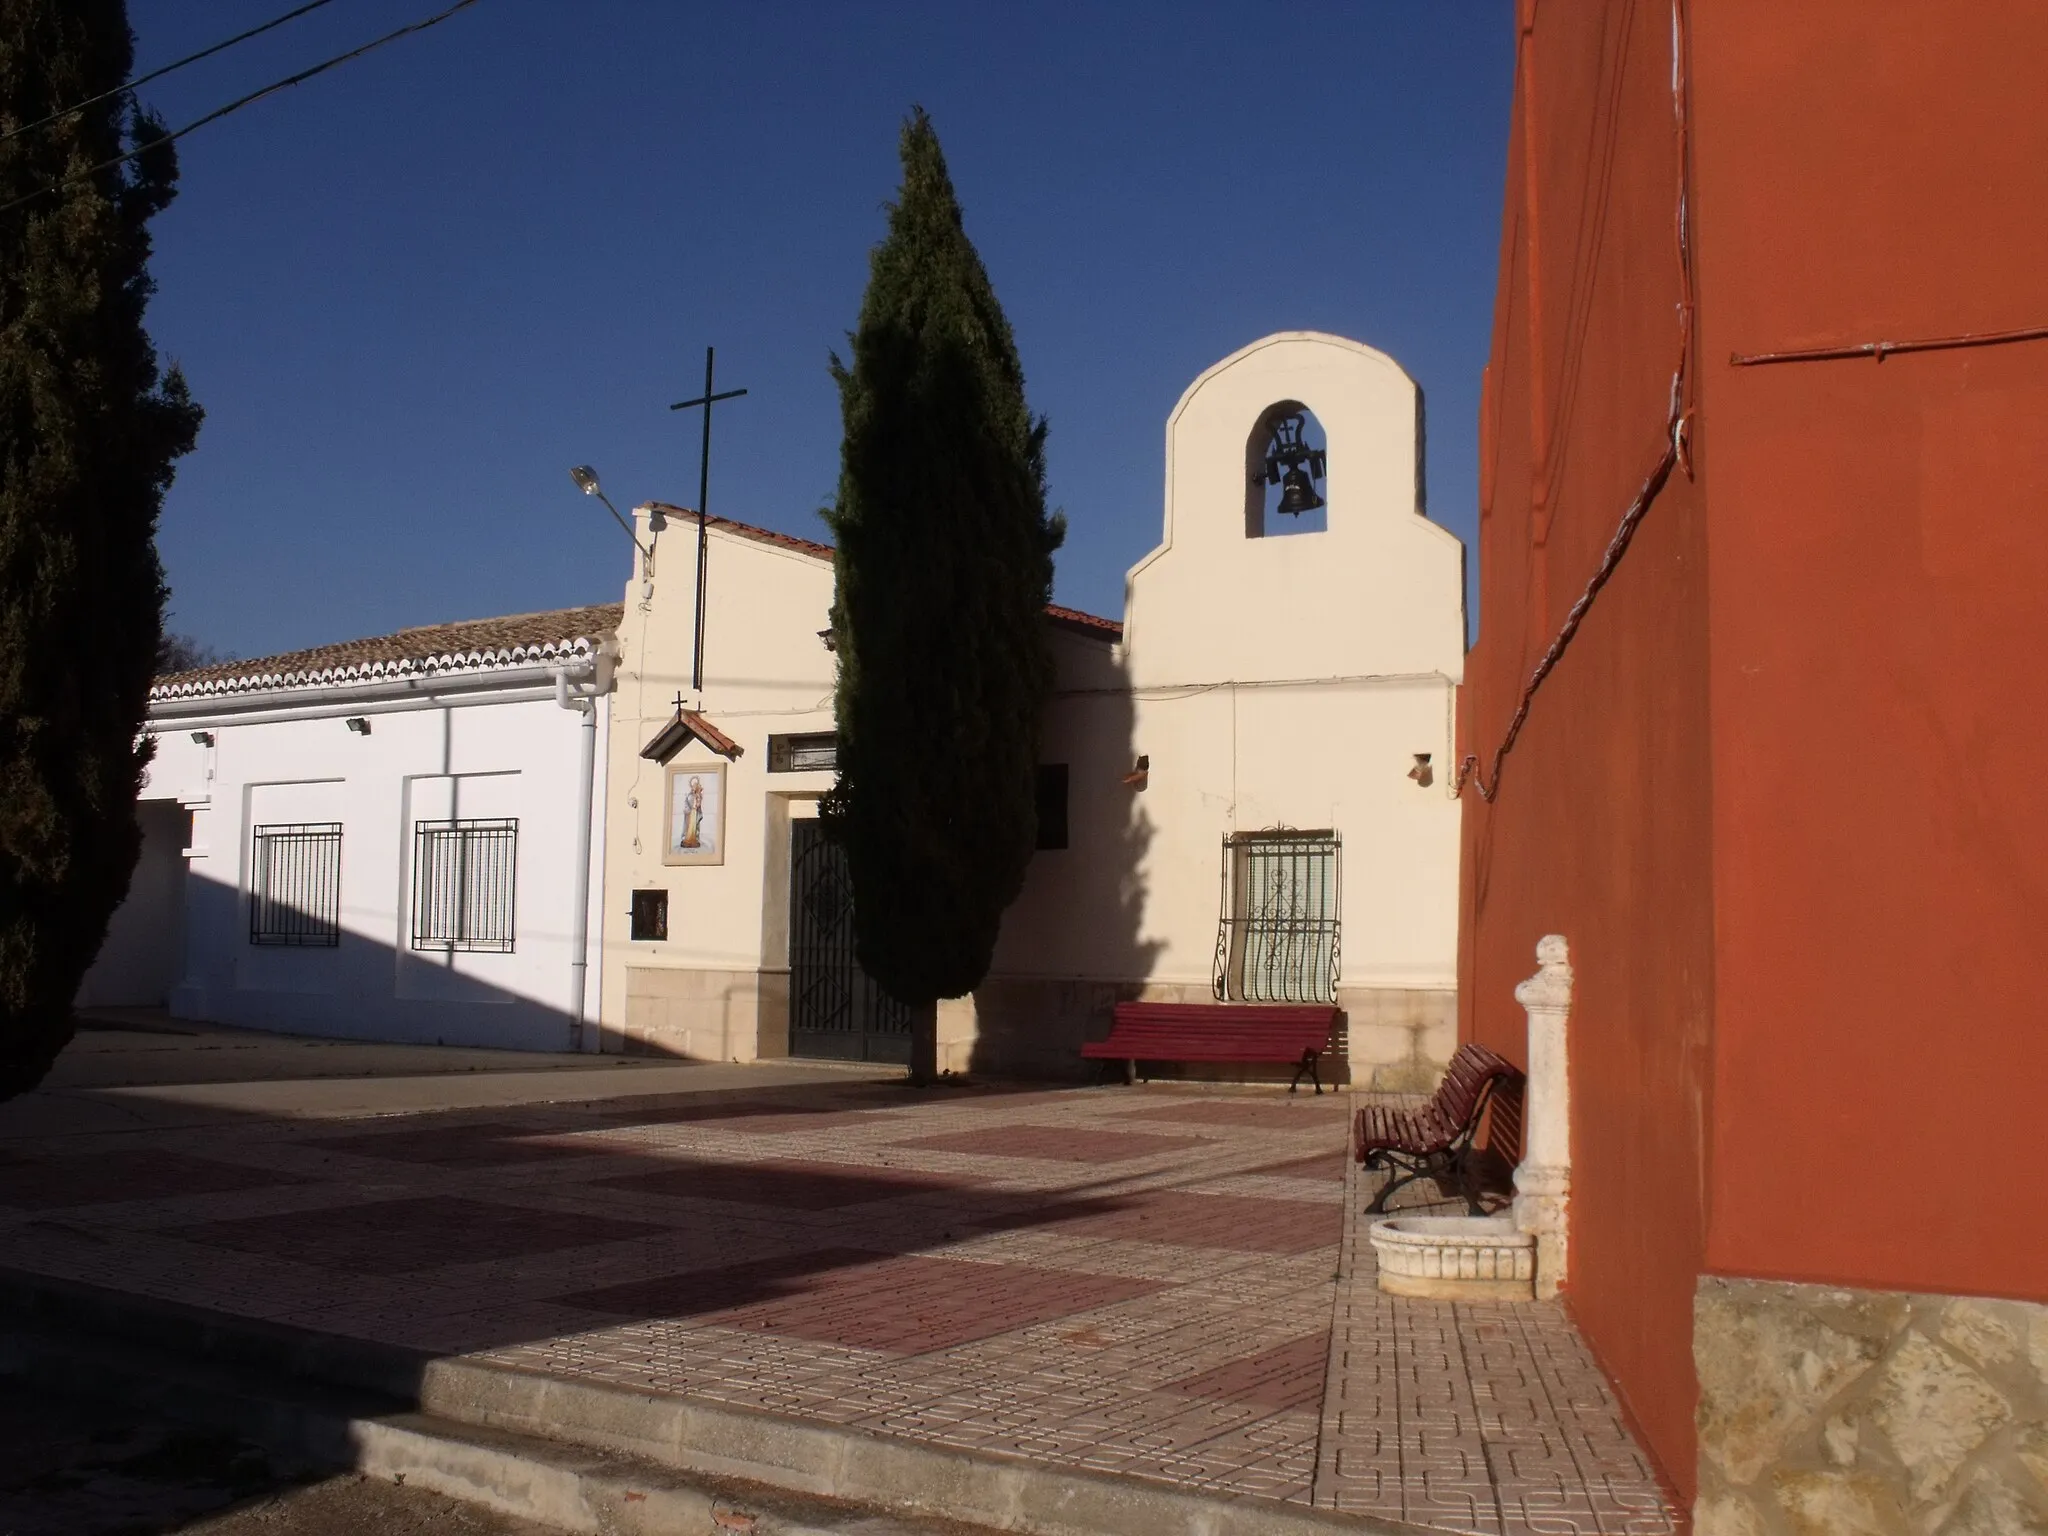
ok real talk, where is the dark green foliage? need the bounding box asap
[824,109,1063,1034]
[157,630,226,675]
[0,1,202,1099]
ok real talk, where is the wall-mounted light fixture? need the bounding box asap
[1122,754,1150,790]
[1408,752,1434,788]
[189,730,214,747]
[345,717,371,735]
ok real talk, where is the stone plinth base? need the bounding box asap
[1370,1216,1535,1301]
[1694,1275,2048,1535]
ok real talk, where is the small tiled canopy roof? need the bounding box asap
[641,707,743,762]
[642,505,1123,643]
[152,603,623,700]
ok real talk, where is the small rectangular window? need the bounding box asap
[1215,831,1340,1003]
[412,819,517,952]
[768,732,837,773]
[630,888,669,942]
[250,822,343,947]
[1035,764,1069,850]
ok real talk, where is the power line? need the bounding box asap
[0,0,343,149]
[0,0,484,218]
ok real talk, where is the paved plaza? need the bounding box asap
[0,1036,1678,1535]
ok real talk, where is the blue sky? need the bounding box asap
[126,0,1513,659]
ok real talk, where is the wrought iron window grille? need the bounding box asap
[249,822,343,947]
[411,818,518,953]
[768,732,837,773]
[1212,828,1341,1004]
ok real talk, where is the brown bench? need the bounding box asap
[1354,1043,1523,1212]
[1081,1002,1340,1093]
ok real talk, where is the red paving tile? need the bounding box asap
[593,1157,959,1210]
[0,1150,314,1210]
[305,1122,616,1167]
[885,1125,1210,1164]
[555,1248,1164,1354]
[595,1100,913,1133]
[1167,1333,1330,1410]
[1118,1100,1352,1132]
[170,1195,668,1275]
[1245,1150,1348,1182]
[975,1188,1341,1254]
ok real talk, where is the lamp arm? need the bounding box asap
[592,489,655,564]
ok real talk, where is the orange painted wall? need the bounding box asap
[1462,0,2048,1500]
[1690,7,2048,1298]
[1460,1,1712,1493]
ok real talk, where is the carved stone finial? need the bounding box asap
[1515,934,1574,1013]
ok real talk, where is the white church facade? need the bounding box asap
[602,333,1467,1086]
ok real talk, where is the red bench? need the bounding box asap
[1081,1002,1341,1094]
[1355,1043,1523,1213]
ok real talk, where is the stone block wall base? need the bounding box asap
[1694,1274,2048,1535]
[617,966,786,1062]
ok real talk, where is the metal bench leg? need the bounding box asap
[1287,1047,1323,1095]
[1365,1149,1447,1214]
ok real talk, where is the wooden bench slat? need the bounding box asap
[1352,1043,1524,1213]
[1080,1001,1340,1092]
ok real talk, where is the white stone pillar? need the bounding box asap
[1512,934,1573,1300]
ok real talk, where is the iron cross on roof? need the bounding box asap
[670,346,749,694]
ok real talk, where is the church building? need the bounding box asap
[602,332,1468,1084]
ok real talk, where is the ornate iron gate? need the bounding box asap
[787,819,913,1062]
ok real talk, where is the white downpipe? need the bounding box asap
[558,669,599,1051]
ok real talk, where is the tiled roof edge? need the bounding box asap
[648,507,1122,643]
[150,605,622,702]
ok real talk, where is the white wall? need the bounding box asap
[75,799,191,1009]
[111,684,609,1052]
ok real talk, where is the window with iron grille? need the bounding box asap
[768,732,837,773]
[249,823,343,946]
[1213,830,1340,1003]
[411,819,517,952]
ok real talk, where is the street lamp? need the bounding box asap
[569,465,654,565]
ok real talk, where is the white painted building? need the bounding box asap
[604,333,1467,1085]
[79,607,618,1052]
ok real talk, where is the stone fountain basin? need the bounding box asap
[1369,1214,1535,1301]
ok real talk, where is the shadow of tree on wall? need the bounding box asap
[968,644,1165,1081]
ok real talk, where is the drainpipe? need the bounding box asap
[556,667,599,1051]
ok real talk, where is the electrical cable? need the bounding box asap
[0,0,342,148]
[1450,0,1695,803]
[0,0,484,218]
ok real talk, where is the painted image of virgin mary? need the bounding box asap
[678,776,706,849]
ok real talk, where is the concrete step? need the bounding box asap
[0,1313,980,1535]
[0,1265,1425,1536]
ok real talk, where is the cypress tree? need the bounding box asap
[0,1,202,1099]
[825,108,1063,1079]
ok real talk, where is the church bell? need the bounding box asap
[1276,465,1325,516]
